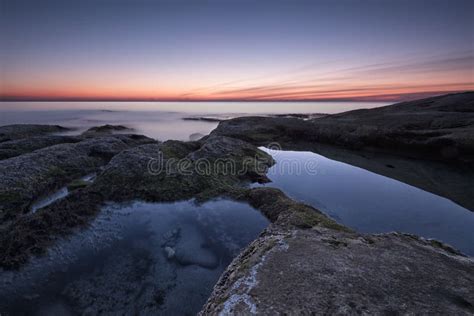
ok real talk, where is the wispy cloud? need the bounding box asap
[2,52,473,102]
[179,52,474,101]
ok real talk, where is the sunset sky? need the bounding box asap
[1,0,473,102]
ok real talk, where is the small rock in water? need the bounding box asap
[164,246,175,259]
[189,132,205,141]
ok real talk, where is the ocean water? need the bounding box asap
[0,101,386,140]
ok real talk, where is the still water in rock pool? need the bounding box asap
[0,199,269,315]
[258,148,474,256]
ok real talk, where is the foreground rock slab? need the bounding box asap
[201,188,474,315]
[203,228,474,315]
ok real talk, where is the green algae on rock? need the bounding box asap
[0,131,274,269]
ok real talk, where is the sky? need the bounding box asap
[0,0,473,102]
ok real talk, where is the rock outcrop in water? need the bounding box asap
[0,133,155,223]
[0,125,79,160]
[0,135,82,160]
[0,130,273,269]
[211,92,474,164]
[91,135,273,202]
[0,124,68,142]
[81,124,133,136]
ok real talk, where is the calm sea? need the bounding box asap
[0,101,387,141]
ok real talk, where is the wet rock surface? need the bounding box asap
[0,133,156,223]
[201,188,474,315]
[0,129,273,269]
[90,135,274,203]
[0,135,82,160]
[0,124,69,143]
[211,92,474,164]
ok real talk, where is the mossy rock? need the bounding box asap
[291,209,351,232]
[428,239,462,256]
[46,166,67,178]
[67,179,92,191]
[0,191,24,204]
[159,140,201,159]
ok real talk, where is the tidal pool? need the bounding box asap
[0,199,269,315]
[258,148,474,256]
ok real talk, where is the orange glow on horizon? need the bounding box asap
[2,85,473,102]
[2,54,473,102]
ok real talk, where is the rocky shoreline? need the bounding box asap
[203,228,474,314]
[0,125,273,269]
[211,92,474,164]
[1,93,473,314]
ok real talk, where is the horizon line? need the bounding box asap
[2,90,472,103]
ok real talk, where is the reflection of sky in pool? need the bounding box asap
[0,199,269,315]
[258,148,474,256]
